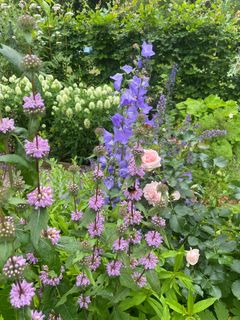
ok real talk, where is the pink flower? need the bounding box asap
[186,248,200,266]
[145,231,163,248]
[112,238,129,252]
[76,273,90,287]
[106,260,123,276]
[141,149,161,172]
[10,280,35,308]
[71,210,83,221]
[77,294,91,309]
[23,93,45,114]
[31,310,45,320]
[143,181,162,206]
[132,272,147,287]
[24,135,50,159]
[27,186,53,209]
[0,118,15,134]
[46,227,60,245]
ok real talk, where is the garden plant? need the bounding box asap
[0,1,240,320]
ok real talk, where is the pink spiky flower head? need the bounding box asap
[27,186,53,209]
[0,118,15,134]
[10,280,35,308]
[25,135,50,159]
[23,93,45,115]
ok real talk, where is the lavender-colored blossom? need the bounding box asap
[199,129,227,140]
[132,272,147,287]
[121,65,133,74]
[130,258,139,269]
[112,238,129,252]
[39,265,64,286]
[10,280,35,308]
[124,183,143,201]
[145,231,163,248]
[89,191,105,211]
[110,73,123,91]
[46,227,60,245]
[141,41,155,57]
[77,294,91,309]
[26,253,38,264]
[93,166,104,180]
[111,113,125,128]
[87,213,104,237]
[85,251,101,271]
[27,186,53,209]
[3,255,26,278]
[23,93,45,114]
[103,177,114,190]
[128,158,145,178]
[0,118,15,134]
[152,215,166,227]
[129,230,142,244]
[24,135,50,159]
[106,260,123,276]
[71,210,83,221]
[123,209,143,226]
[139,253,158,270]
[76,273,90,287]
[31,310,45,320]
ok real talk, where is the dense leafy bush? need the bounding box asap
[1,0,240,101]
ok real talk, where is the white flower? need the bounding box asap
[186,248,200,266]
[84,119,91,129]
[229,113,234,119]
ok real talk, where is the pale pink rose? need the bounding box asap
[141,149,161,172]
[171,190,181,201]
[186,248,200,266]
[143,181,162,206]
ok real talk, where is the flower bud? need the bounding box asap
[94,127,104,137]
[93,145,107,157]
[21,54,42,72]
[75,103,82,112]
[96,100,103,109]
[66,108,73,118]
[3,255,26,279]
[68,182,79,195]
[104,99,111,109]
[5,106,11,112]
[0,216,15,239]
[68,164,79,173]
[88,102,95,110]
[84,119,91,129]
[18,14,36,32]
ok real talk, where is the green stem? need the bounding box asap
[3,137,13,188]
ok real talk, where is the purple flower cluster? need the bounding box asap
[39,265,64,286]
[31,310,45,320]
[3,255,26,278]
[145,231,163,248]
[10,280,35,308]
[46,227,61,245]
[199,129,227,140]
[87,213,104,237]
[0,117,15,134]
[76,273,90,287]
[24,135,50,159]
[23,93,45,114]
[106,260,123,276]
[27,186,53,208]
[88,191,105,211]
[77,294,91,309]
[71,210,83,221]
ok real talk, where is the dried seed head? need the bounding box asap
[18,14,36,31]
[3,255,27,279]
[68,182,79,195]
[68,164,79,174]
[21,54,42,72]
[0,216,15,239]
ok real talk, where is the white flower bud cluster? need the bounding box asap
[21,54,42,72]
[0,216,15,238]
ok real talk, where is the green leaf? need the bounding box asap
[29,208,49,248]
[119,292,146,311]
[0,241,13,268]
[193,298,217,314]
[199,310,216,320]
[232,280,240,300]
[165,298,186,315]
[231,260,240,274]
[0,44,23,71]
[55,286,79,307]
[0,154,29,168]
[111,307,130,320]
[214,301,229,320]
[147,297,163,318]
[213,156,228,168]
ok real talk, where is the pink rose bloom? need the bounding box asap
[141,149,161,171]
[143,181,162,206]
[186,248,200,266]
